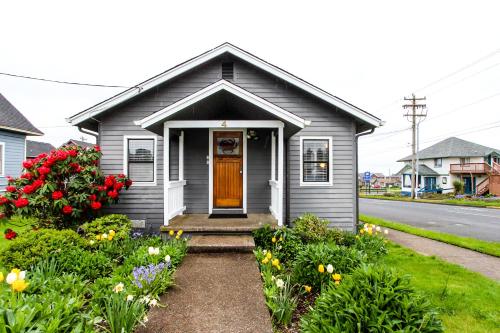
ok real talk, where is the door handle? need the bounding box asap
[240,170,243,174]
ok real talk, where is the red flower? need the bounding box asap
[118,173,126,178]
[44,156,57,167]
[4,229,17,240]
[88,194,97,201]
[0,196,8,205]
[52,191,64,200]
[37,166,50,175]
[94,145,101,152]
[23,185,35,194]
[23,160,34,169]
[114,182,124,191]
[32,179,44,189]
[6,185,16,193]
[6,176,15,184]
[68,149,78,157]
[98,185,106,192]
[90,201,102,210]
[37,153,47,159]
[39,174,46,181]
[20,172,33,180]
[15,197,29,208]
[62,205,73,215]
[125,179,133,188]
[56,150,68,161]
[104,176,115,188]
[70,163,82,173]
[107,190,118,199]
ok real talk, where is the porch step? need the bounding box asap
[187,235,255,253]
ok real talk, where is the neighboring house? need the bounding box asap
[0,93,43,191]
[67,43,382,231]
[61,139,95,149]
[26,140,55,159]
[397,137,500,196]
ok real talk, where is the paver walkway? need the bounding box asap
[386,228,500,281]
[136,253,272,333]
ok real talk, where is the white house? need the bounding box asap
[397,137,500,196]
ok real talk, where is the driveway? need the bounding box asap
[360,198,500,242]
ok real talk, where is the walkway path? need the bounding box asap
[136,253,272,333]
[386,228,500,281]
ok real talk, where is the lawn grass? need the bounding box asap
[360,194,500,208]
[382,243,500,333]
[0,216,35,251]
[360,214,500,258]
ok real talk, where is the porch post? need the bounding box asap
[278,126,284,226]
[271,131,276,181]
[179,130,184,181]
[163,124,170,226]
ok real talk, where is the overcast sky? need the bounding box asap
[1,1,499,174]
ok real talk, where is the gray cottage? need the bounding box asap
[68,43,382,231]
[0,93,43,191]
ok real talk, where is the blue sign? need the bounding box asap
[363,172,371,182]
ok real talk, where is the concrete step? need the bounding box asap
[187,235,255,253]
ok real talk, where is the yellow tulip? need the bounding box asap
[109,230,116,237]
[332,273,341,281]
[108,235,114,241]
[169,230,175,236]
[261,257,269,265]
[266,252,272,260]
[318,264,325,273]
[12,279,28,292]
[177,230,183,236]
[176,235,180,240]
[0,272,4,283]
[272,237,277,243]
[335,280,340,285]
[279,236,283,241]
[359,229,365,234]
[272,258,280,267]
[96,234,102,240]
[304,285,312,293]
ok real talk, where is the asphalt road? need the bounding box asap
[360,198,500,242]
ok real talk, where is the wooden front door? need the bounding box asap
[213,131,243,208]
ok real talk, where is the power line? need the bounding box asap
[0,72,131,88]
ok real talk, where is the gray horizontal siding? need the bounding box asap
[184,129,209,213]
[0,131,25,191]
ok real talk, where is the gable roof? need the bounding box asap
[398,137,500,162]
[67,43,382,128]
[135,80,309,130]
[62,139,95,149]
[0,93,43,136]
[396,164,440,176]
[26,140,55,158]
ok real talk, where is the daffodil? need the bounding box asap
[272,237,277,243]
[359,229,365,234]
[6,269,25,284]
[261,257,269,265]
[148,247,160,255]
[11,279,28,292]
[169,230,175,236]
[266,252,272,260]
[177,230,183,236]
[126,295,134,301]
[332,273,341,281]
[276,278,284,288]
[0,272,3,283]
[109,230,116,236]
[304,285,312,293]
[326,264,334,274]
[318,264,325,273]
[175,235,180,240]
[113,282,124,293]
[272,258,280,267]
[165,255,171,263]
[108,234,114,241]
[96,234,102,241]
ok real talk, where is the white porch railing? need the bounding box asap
[167,180,187,219]
[269,180,279,219]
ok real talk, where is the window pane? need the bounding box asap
[216,137,240,155]
[303,140,329,162]
[304,162,329,182]
[128,139,154,182]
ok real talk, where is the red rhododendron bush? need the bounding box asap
[0,145,132,229]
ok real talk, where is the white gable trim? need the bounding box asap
[67,43,381,127]
[135,80,308,129]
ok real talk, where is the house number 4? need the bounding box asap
[221,120,227,127]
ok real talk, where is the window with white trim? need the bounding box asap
[0,142,4,177]
[300,137,332,185]
[434,158,442,167]
[125,137,156,184]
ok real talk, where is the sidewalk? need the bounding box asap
[386,228,500,281]
[136,253,272,333]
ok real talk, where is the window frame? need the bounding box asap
[299,136,333,187]
[0,142,5,177]
[434,158,442,168]
[123,135,158,187]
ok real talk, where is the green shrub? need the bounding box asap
[326,229,356,247]
[293,213,329,242]
[81,214,132,241]
[56,248,114,281]
[354,234,388,259]
[453,180,464,194]
[253,224,275,248]
[300,265,443,333]
[383,192,396,197]
[102,293,146,333]
[0,228,85,269]
[292,243,366,289]
[265,276,298,327]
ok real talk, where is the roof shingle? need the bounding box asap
[0,93,43,136]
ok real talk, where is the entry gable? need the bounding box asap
[135,80,310,130]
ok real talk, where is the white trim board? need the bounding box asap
[135,80,308,129]
[67,43,382,128]
[299,136,333,187]
[164,120,284,129]
[122,135,158,187]
[208,129,247,214]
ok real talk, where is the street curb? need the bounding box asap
[359,196,500,210]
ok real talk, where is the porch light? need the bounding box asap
[247,130,259,141]
[319,163,327,169]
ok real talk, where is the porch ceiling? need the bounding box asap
[135,80,309,136]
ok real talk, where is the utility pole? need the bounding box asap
[403,94,427,199]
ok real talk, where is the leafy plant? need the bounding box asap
[0,145,132,229]
[253,224,275,248]
[265,276,298,326]
[453,180,464,194]
[300,265,444,333]
[293,213,329,242]
[326,228,356,247]
[131,262,174,296]
[102,293,146,333]
[292,242,365,289]
[0,228,85,270]
[56,247,114,281]
[354,233,388,259]
[81,214,132,241]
